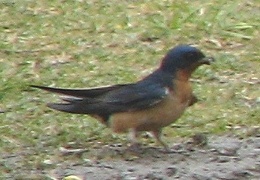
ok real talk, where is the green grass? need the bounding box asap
[0,0,259,178]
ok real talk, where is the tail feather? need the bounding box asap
[60,96,84,103]
[30,84,129,98]
[47,97,104,115]
[31,85,114,114]
[47,103,87,114]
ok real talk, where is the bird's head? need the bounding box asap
[160,45,214,75]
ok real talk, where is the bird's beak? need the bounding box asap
[200,56,215,65]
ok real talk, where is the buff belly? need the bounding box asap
[109,94,190,133]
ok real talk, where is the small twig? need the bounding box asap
[59,147,88,156]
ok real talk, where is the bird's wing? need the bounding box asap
[46,82,169,115]
[30,84,130,98]
[100,82,169,111]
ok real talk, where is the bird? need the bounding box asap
[31,44,214,151]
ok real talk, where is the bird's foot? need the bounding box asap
[126,142,144,153]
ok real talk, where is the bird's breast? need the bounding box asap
[109,80,193,133]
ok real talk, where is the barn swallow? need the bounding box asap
[31,45,214,151]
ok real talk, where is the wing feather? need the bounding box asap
[44,83,168,114]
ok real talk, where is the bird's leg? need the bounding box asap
[127,128,142,151]
[128,128,138,145]
[151,129,170,152]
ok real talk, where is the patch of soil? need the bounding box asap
[52,135,260,179]
[2,135,260,179]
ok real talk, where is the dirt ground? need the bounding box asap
[49,135,260,179]
[2,134,260,180]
